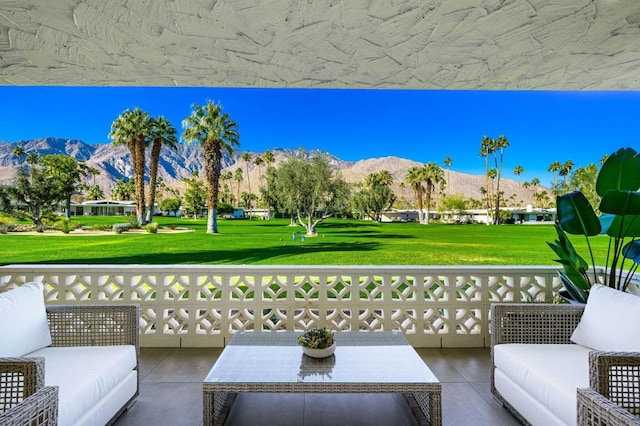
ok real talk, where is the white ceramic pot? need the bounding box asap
[302,343,336,358]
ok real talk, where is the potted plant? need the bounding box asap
[298,327,336,358]
[548,147,640,303]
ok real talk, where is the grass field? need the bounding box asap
[0,216,612,266]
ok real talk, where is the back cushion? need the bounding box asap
[0,282,52,356]
[571,284,640,351]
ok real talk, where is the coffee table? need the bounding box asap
[203,331,441,425]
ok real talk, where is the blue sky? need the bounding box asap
[0,87,638,186]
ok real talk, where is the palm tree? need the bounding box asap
[234,168,243,207]
[182,101,240,234]
[11,146,26,166]
[560,160,574,192]
[479,136,492,223]
[109,107,151,224]
[241,152,252,198]
[443,156,453,195]
[405,166,426,224]
[262,150,276,219]
[253,155,265,189]
[513,165,524,205]
[87,185,104,200]
[146,116,178,223]
[423,162,444,225]
[26,152,39,166]
[548,161,562,194]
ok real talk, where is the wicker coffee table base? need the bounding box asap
[203,386,442,426]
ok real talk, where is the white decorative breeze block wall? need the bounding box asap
[0,265,571,348]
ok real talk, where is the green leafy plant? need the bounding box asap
[548,147,640,302]
[145,222,159,234]
[297,327,335,349]
[56,218,82,234]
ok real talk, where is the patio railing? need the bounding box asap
[0,264,576,347]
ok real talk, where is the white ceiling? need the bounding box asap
[1,0,640,89]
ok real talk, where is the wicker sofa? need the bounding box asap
[0,283,139,426]
[491,300,640,426]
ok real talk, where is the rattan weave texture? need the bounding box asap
[491,303,640,426]
[0,304,140,426]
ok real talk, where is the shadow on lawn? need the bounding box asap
[30,241,382,265]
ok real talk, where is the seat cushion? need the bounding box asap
[25,345,136,426]
[571,284,640,351]
[494,344,591,426]
[0,282,51,356]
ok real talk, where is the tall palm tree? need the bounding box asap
[548,161,562,194]
[146,116,178,223]
[405,166,426,224]
[234,168,243,207]
[423,162,444,225]
[253,155,265,189]
[560,160,574,191]
[241,152,252,200]
[479,136,492,223]
[11,145,26,166]
[513,165,524,204]
[443,156,453,195]
[262,150,276,219]
[489,135,509,225]
[182,101,239,234]
[109,107,151,224]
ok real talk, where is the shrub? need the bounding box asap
[127,215,141,229]
[92,223,112,231]
[56,218,81,234]
[0,224,8,234]
[145,222,159,234]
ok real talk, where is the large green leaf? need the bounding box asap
[557,191,601,236]
[599,190,640,216]
[558,271,589,304]
[605,215,640,238]
[623,240,640,263]
[596,147,640,196]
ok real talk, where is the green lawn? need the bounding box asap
[0,217,611,266]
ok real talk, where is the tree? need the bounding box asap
[443,156,453,195]
[513,165,524,204]
[548,161,562,194]
[439,194,468,222]
[0,160,66,226]
[253,155,265,192]
[39,154,87,219]
[262,150,276,219]
[570,163,600,212]
[405,166,426,224]
[234,168,243,206]
[489,135,509,225]
[11,145,26,165]
[147,116,178,223]
[559,160,574,194]
[241,152,252,199]
[87,185,104,200]
[423,162,445,224]
[182,101,240,234]
[109,108,151,225]
[160,197,182,216]
[183,176,207,219]
[479,136,492,224]
[272,152,350,236]
[353,171,395,222]
[111,178,135,201]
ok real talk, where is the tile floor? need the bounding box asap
[114,347,521,426]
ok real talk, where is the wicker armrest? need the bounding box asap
[490,303,585,346]
[577,388,640,426]
[46,304,139,349]
[0,386,58,426]
[0,357,46,406]
[588,351,640,418]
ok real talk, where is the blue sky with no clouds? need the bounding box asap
[0,87,638,186]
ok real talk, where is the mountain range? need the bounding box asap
[0,137,545,207]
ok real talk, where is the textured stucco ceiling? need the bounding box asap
[1,0,640,89]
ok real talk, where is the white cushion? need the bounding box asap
[571,284,640,351]
[25,345,137,426]
[0,282,52,356]
[494,343,591,426]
